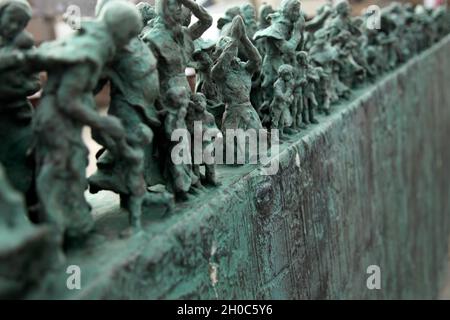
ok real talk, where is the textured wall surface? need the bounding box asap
[32,36,450,300]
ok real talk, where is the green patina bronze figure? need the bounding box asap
[217,6,241,36]
[269,64,295,136]
[303,1,333,50]
[0,0,449,299]
[308,28,339,108]
[254,0,304,110]
[164,88,198,199]
[254,3,274,57]
[0,162,57,299]
[240,4,258,41]
[291,52,308,130]
[141,0,212,200]
[88,0,171,233]
[0,0,40,205]
[211,16,263,153]
[315,67,332,116]
[297,52,320,126]
[251,3,274,121]
[186,93,220,186]
[192,38,223,126]
[334,30,365,88]
[324,0,358,40]
[28,1,142,241]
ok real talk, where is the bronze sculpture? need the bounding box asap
[0,0,40,204]
[0,2,448,296]
[28,1,142,240]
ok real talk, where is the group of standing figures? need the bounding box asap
[0,0,449,245]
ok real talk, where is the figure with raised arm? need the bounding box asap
[212,16,263,138]
[142,0,212,200]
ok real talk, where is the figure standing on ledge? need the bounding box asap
[29,1,142,240]
[164,88,198,200]
[315,67,332,116]
[192,38,223,126]
[334,30,365,88]
[324,0,358,41]
[89,0,168,233]
[291,52,308,130]
[142,0,213,200]
[212,16,263,157]
[0,0,40,205]
[299,53,320,126]
[186,93,220,186]
[254,0,305,109]
[270,64,295,136]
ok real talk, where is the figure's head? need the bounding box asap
[335,0,350,17]
[225,6,241,19]
[99,1,143,48]
[352,16,364,28]
[280,0,301,23]
[259,4,274,21]
[258,4,274,28]
[194,38,215,68]
[296,51,308,65]
[240,3,256,21]
[192,93,207,112]
[0,0,32,40]
[156,0,184,25]
[136,2,157,27]
[167,86,190,108]
[388,2,402,14]
[213,36,236,60]
[278,64,294,81]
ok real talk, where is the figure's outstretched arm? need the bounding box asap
[180,0,213,40]
[57,65,125,139]
[305,5,332,32]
